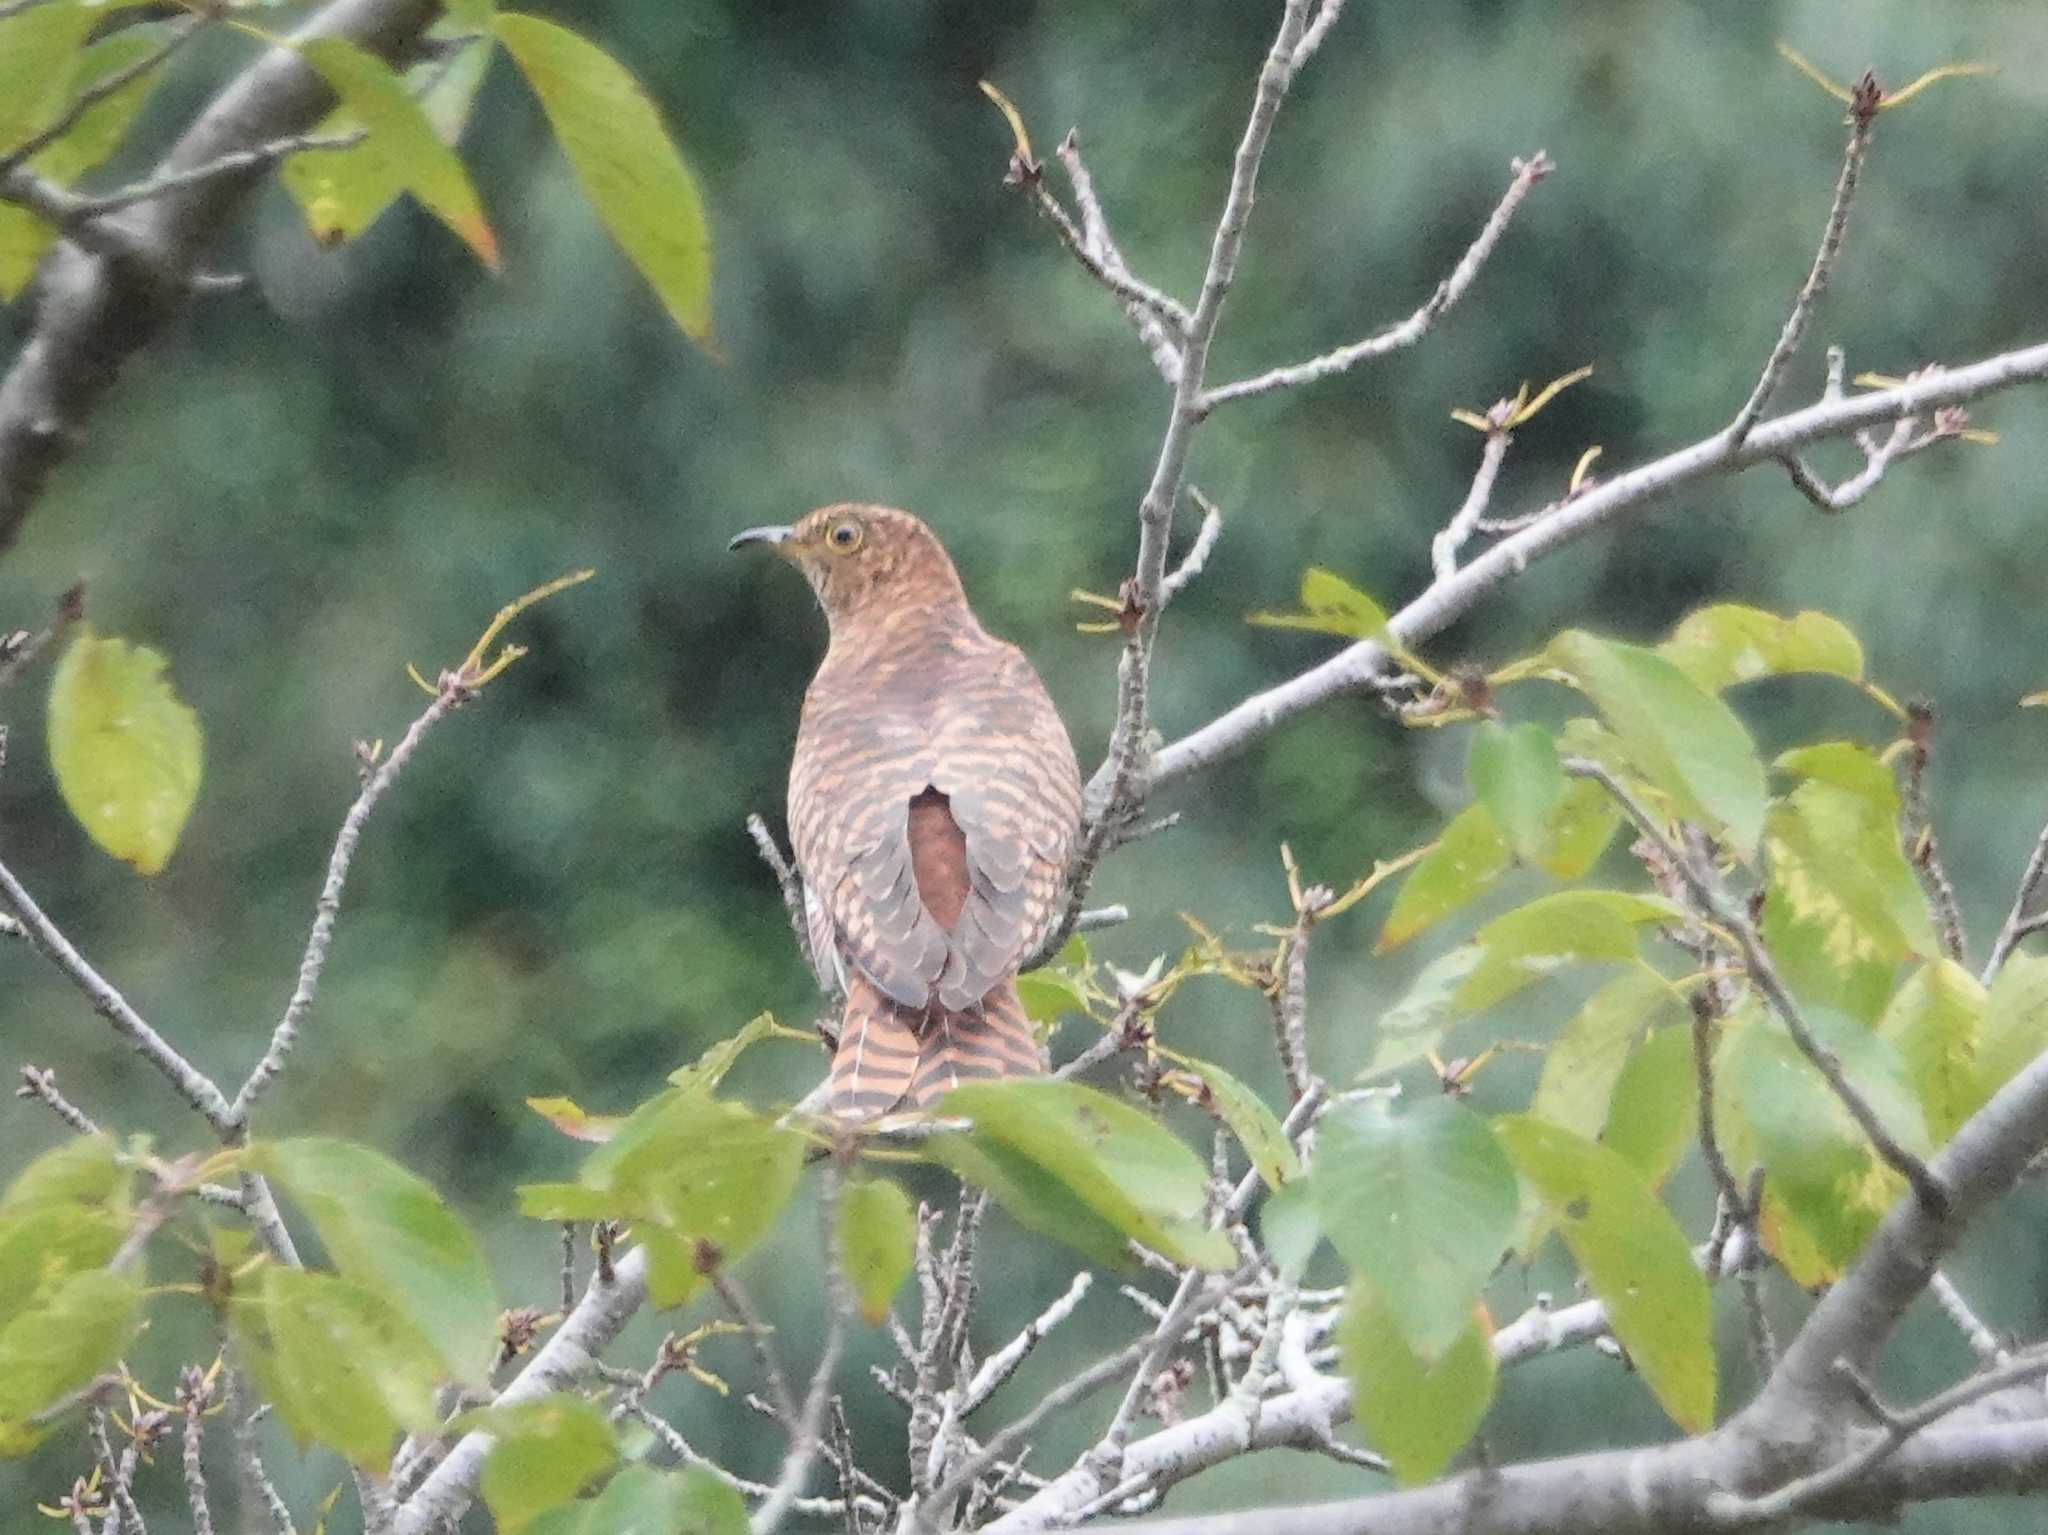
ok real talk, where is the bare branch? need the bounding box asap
[2,130,366,226]
[1899,704,1968,967]
[1151,338,2048,789]
[1928,1270,2006,1366]
[1983,803,2048,981]
[0,853,234,1132]
[753,1166,853,1535]
[0,580,84,691]
[1158,489,1224,606]
[232,687,463,1122]
[1727,88,1874,444]
[179,1367,218,1535]
[961,1272,1093,1416]
[1055,131,1186,386]
[1200,151,1551,412]
[17,1062,100,1135]
[747,812,818,985]
[1430,428,1512,581]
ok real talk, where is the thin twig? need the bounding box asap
[1564,758,1950,1215]
[17,1063,100,1135]
[1,131,366,227]
[1727,85,1875,444]
[1431,429,1512,580]
[232,687,463,1122]
[0,581,84,691]
[1900,705,1968,967]
[710,1265,799,1429]
[1158,489,1224,606]
[179,1369,217,1535]
[1052,131,1186,385]
[1982,809,2048,981]
[962,1273,1094,1416]
[747,812,819,985]
[1711,1348,2048,1525]
[1927,1270,2005,1365]
[0,855,235,1132]
[753,1166,853,1535]
[1200,151,1552,412]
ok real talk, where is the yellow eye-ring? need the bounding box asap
[827,519,863,553]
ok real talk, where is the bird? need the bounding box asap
[731,504,1082,1117]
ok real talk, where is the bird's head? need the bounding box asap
[730,504,967,628]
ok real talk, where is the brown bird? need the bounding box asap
[731,504,1082,1116]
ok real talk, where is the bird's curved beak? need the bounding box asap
[728,524,797,554]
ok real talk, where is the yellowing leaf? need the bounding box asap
[1248,567,1391,643]
[1659,605,1863,692]
[281,29,494,258]
[495,13,715,347]
[48,625,204,875]
[1377,803,1510,952]
[294,37,499,268]
[527,1096,624,1143]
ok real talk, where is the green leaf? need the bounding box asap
[1,29,168,300]
[468,1395,619,1534]
[494,13,715,346]
[251,1139,498,1385]
[933,1080,1235,1272]
[1017,968,1089,1025]
[666,1012,793,1093]
[1315,1097,1517,1360]
[1340,1284,1494,1484]
[527,1464,747,1535]
[1247,567,1391,642]
[520,1096,807,1307]
[1601,1024,1699,1189]
[1493,1115,1714,1432]
[0,1268,140,1450]
[1468,721,1565,862]
[1876,959,1986,1144]
[1363,945,1482,1078]
[3,1133,125,1213]
[1169,1054,1300,1189]
[235,1267,439,1467]
[527,1096,626,1143]
[838,1177,915,1326]
[0,1205,124,1329]
[1532,775,1625,879]
[0,3,96,155]
[1378,803,1511,952]
[1967,952,2048,1129]
[48,625,204,875]
[1547,630,1767,857]
[1530,967,1685,1140]
[1457,890,1681,1013]
[1721,1006,1928,1284]
[1259,1175,1321,1277]
[1658,605,1863,691]
[292,38,499,268]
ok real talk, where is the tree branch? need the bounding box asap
[1150,337,2048,788]
[232,686,462,1122]
[0,853,235,1132]
[0,0,442,554]
[1200,151,1551,413]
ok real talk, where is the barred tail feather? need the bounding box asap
[908,980,1043,1108]
[828,978,1045,1118]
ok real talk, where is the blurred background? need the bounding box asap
[5,0,2048,1528]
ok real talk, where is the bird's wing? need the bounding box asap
[789,680,951,1010]
[928,641,1082,1009]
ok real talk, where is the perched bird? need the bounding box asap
[731,504,1082,1116]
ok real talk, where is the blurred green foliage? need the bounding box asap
[5,0,2048,1529]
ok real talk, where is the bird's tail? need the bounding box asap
[828,975,1043,1117]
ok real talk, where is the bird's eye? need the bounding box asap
[827,520,863,552]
